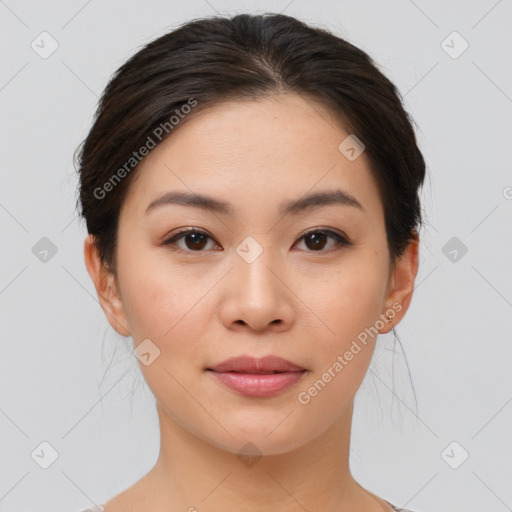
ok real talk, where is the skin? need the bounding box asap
[84,92,419,512]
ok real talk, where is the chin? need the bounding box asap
[199,416,319,458]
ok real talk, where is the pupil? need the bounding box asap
[307,232,326,250]
[187,233,206,250]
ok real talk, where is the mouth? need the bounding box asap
[207,370,307,397]
[206,369,300,374]
[206,355,307,397]
[206,354,306,373]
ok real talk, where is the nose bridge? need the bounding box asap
[221,235,293,330]
[234,236,283,302]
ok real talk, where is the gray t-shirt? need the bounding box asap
[79,500,416,511]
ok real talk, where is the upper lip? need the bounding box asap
[207,355,306,373]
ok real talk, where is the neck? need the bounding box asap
[133,400,390,511]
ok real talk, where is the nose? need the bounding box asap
[219,245,295,333]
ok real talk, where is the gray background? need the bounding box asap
[1,0,511,511]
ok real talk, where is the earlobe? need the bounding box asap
[380,232,420,333]
[83,234,131,337]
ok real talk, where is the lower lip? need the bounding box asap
[208,370,306,397]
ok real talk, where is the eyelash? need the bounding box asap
[161,228,352,254]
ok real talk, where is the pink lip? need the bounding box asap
[207,355,307,398]
[208,355,306,373]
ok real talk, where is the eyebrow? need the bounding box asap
[145,189,364,216]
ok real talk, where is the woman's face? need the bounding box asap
[86,92,417,456]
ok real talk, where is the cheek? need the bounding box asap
[117,245,213,362]
[297,270,384,414]
[119,262,210,404]
[303,255,389,402]
[316,261,386,339]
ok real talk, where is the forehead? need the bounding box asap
[121,92,382,219]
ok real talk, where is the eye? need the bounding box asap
[294,229,352,252]
[161,229,218,252]
[161,228,352,254]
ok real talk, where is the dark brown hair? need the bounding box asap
[75,12,426,273]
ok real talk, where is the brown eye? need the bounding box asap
[295,229,351,252]
[162,229,217,252]
[182,232,209,250]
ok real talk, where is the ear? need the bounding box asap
[83,234,131,337]
[379,231,420,334]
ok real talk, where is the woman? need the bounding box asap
[76,12,425,512]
